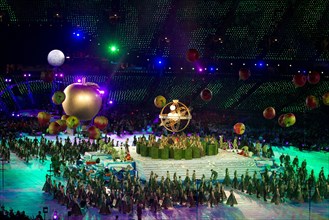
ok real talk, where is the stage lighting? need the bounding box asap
[108,44,119,54]
[53,211,58,220]
[155,58,165,66]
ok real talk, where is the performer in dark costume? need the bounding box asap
[226,189,238,207]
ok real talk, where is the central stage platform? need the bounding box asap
[129,146,261,180]
[24,133,262,181]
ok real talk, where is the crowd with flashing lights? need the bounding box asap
[0,127,328,219]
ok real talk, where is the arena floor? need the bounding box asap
[0,132,328,220]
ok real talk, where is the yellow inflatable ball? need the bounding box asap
[154,95,166,108]
[323,92,329,106]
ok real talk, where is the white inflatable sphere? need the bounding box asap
[47,49,65,67]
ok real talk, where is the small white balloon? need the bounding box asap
[47,49,65,67]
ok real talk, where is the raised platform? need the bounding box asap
[130,147,261,181]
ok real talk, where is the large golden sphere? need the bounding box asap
[62,81,102,121]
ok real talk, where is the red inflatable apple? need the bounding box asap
[278,114,286,128]
[37,111,51,127]
[40,70,55,83]
[48,121,61,135]
[263,107,276,119]
[307,71,321,85]
[239,68,251,81]
[56,119,67,132]
[292,74,307,88]
[94,116,109,130]
[88,126,101,139]
[62,78,102,121]
[186,49,200,62]
[233,123,245,135]
[305,95,319,109]
[200,88,212,101]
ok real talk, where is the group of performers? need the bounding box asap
[0,128,328,219]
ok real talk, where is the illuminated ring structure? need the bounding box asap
[159,100,192,132]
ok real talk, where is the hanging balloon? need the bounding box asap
[239,68,251,81]
[47,49,65,67]
[305,95,319,109]
[52,91,66,105]
[278,114,287,128]
[292,74,307,88]
[66,115,80,129]
[40,70,55,83]
[307,71,320,85]
[200,88,212,101]
[94,116,109,130]
[283,113,296,127]
[263,107,276,119]
[154,95,167,108]
[62,78,102,121]
[323,92,329,106]
[37,111,51,127]
[186,49,200,62]
[88,125,101,139]
[233,123,245,135]
[48,122,61,135]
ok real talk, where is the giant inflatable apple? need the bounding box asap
[323,92,329,106]
[263,107,276,119]
[66,115,80,129]
[37,111,51,127]
[94,116,109,130]
[233,123,245,135]
[283,113,296,127]
[48,121,61,135]
[62,78,102,121]
[306,95,319,109]
[88,126,101,139]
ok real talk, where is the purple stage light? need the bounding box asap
[55,74,58,77]
[77,79,81,83]
[99,90,105,95]
[199,68,203,72]
[60,74,63,77]
[109,100,113,104]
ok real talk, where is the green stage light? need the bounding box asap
[108,45,119,54]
